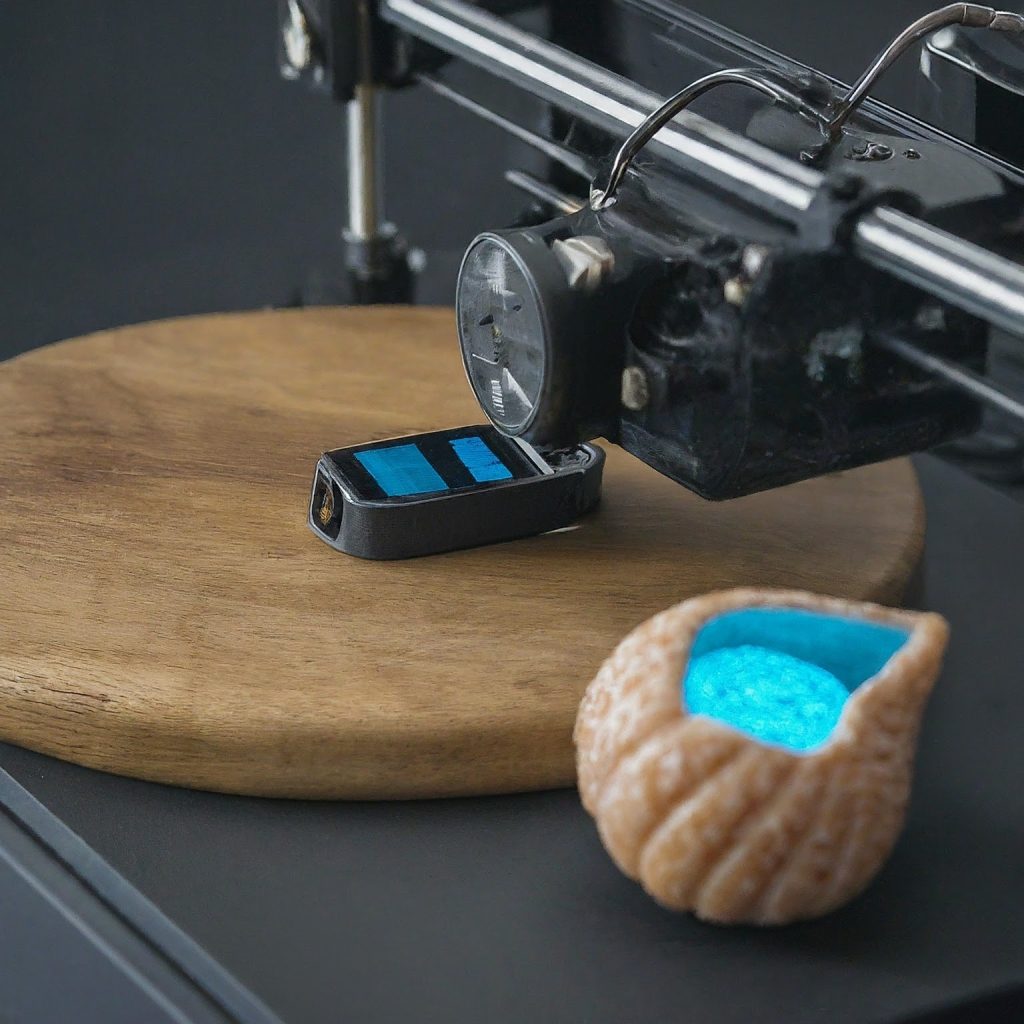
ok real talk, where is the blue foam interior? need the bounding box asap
[682,608,909,752]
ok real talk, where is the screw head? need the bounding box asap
[741,244,769,279]
[723,277,749,307]
[552,236,615,291]
[621,366,650,411]
[283,0,312,73]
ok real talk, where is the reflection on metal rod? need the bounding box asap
[383,0,821,215]
[855,208,1024,338]
[347,84,384,240]
[875,332,1024,424]
[382,0,1024,337]
[824,3,1024,140]
[416,74,592,178]
[504,169,584,214]
[591,67,817,209]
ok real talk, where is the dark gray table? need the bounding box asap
[1,454,1022,1024]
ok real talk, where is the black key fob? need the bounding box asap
[308,425,604,559]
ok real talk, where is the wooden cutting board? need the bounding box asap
[0,307,923,798]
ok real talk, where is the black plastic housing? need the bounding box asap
[456,176,986,500]
[308,428,604,559]
[621,242,984,499]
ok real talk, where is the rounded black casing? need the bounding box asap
[308,427,605,559]
[456,227,623,448]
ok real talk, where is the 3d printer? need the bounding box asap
[280,0,1024,501]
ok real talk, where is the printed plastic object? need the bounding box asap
[574,588,948,925]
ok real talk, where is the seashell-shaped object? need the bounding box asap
[574,588,948,925]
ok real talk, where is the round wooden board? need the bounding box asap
[0,308,923,799]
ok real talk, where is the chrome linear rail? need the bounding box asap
[875,331,1024,423]
[504,169,584,215]
[347,84,385,240]
[382,0,821,217]
[857,208,1024,337]
[381,0,1024,337]
[416,73,593,178]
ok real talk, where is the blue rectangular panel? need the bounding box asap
[355,444,448,497]
[450,436,514,483]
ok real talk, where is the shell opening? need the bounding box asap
[682,608,910,752]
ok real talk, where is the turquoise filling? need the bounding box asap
[682,608,909,752]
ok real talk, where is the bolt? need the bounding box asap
[552,236,615,291]
[846,140,893,162]
[741,244,769,279]
[723,277,749,307]
[621,366,650,411]
[282,0,313,75]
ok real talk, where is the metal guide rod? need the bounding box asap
[347,84,384,240]
[504,169,584,215]
[381,0,1024,337]
[590,67,818,209]
[416,73,593,178]
[347,0,389,244]
[382,0,821,215]
[875,330,1024,423]
[857,208,1024,337]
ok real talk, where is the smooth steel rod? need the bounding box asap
[383,0,821,216]
[856,208,1024,338]
[347,84,384,241]
[504,169,584,215]
[416,73,593,178]
[875,331,1024,423]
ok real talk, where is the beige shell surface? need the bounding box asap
[574,588,949,925]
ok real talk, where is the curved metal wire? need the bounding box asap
[589,68,816,210]
[823,3,1024,141]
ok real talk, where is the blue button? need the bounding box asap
[355,444,448,497]
[450,436,513,483]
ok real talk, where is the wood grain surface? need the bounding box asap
[0,307,924,798]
